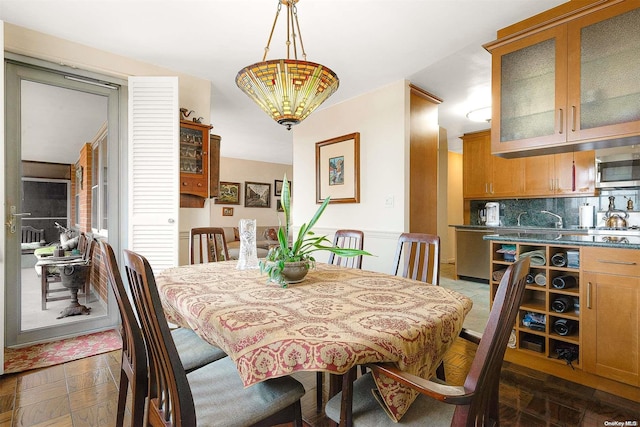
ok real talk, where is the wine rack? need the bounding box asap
[490,241,581,369]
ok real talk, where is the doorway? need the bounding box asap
[5,60,120,346]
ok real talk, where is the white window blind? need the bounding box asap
[128,76,179,272]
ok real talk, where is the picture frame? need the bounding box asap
[315,132,360,204]
[245,181,271,208]
[276,199,284,212]
[222,207,234,216]
[274,179,291,196]
[215,182,241,205]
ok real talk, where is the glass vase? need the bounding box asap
[236,219,259,270]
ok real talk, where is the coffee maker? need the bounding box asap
[485,202,500,226]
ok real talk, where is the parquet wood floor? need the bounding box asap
[1,343,638,426]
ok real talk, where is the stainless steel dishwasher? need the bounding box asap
[455,228,495,281]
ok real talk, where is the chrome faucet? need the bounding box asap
[517,212,527,226]
[541,210,563,229]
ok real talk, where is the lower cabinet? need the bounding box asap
[582,247,640,387]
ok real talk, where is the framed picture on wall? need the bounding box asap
[315,132,360,204]
[276,199,284,212]
[222,207,234,216]
[245,182,271,208]
[215,182,241,205]
[274,179,291,196]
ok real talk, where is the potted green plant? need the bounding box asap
[260,175,370,287]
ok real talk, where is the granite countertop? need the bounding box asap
[451,224,589,234]
[482,232,640,249]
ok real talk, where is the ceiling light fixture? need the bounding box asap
[466,106,492,123]
[236,0,339,130]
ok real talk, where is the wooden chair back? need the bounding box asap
[189,227,229,264]
[391,233,441,286]
[21,225,44,243]
[123,249,197,426]
[327,229,364,268]
[99,241,148,427]
[453,256,530,425]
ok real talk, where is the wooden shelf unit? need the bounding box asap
[490,241,582,369]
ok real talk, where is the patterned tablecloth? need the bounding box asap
[156,261,472,421]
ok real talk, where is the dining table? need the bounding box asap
[156,260,473,422]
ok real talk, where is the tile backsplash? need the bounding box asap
[470,188,639,228]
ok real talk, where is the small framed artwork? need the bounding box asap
[276,199,284,212]
[222,207,234,216]
[274,179,291,196]
[215,182,241,205]
[315,132,360,204]
[245,182,271,208]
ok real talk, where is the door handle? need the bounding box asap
[587,281,592,309]
[558,108,564,134]
[6,205,31,234]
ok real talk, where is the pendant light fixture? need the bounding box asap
[236,0,339,130]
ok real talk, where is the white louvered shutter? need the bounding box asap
[128,76,179,272]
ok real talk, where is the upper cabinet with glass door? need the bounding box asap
[486,1,640,157]
[180,120,212,200]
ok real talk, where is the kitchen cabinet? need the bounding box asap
[486,1,640,157]
[179,120,213,207]
[462,130,523,199]
[582,246,640,387]
[490,241,582,370]
[522,150,596,196]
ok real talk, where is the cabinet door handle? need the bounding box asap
[597,259,637,265]
[571,106,576,132]
[587,281,592,309]
[549,179,554,191]
[558,108,564,134]
[485,183,488,194]
[490,183,494,194]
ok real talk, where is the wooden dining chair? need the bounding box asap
[190,226,229,264]
[99,240,148,427]
[327,229,365,268]
[101,242,230,426]
[391,232,447,379]
[392,232,441,286]
[122,249,306,427]
[325,256,530,427]
[317,229,365,410]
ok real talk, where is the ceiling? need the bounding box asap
[1,0,567,164]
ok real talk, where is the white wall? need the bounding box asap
[292,80,409,273]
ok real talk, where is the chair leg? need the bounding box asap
[84,282,90,304]
[116,369,129,427]
[436,361,446,381]
[316,371,323,412]
[41,269,47,310]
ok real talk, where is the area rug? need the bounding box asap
[4,329,122,374]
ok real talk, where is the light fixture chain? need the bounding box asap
[286,1,292,59]
[292,2,306,60]
[262,1,283,62]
